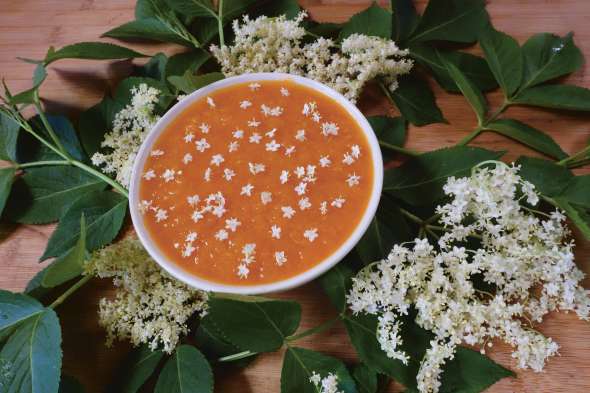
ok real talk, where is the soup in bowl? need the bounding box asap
[129,73,383,294]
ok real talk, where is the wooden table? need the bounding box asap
[1,1,590,392]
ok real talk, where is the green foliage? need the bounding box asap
[103,19,196,46]
[352,363,378,393]
[44,42,146,65]
[0,111,20,162]
[384,147,503,205]
[319,260,355,313]
[0,290,44,339]
[206,294,301,353]
[9,64,47,105]
[0,167,16,217]
[389,75,446,126]
[281,347,357,393]
[40,190,127,260]
[516,156,573,196]
[339,3,392,40]
[6,166,107,224]
[512,84,590,111]
[390,0,419,42]
[112,345,165,393]
[168,72,224,94]
[368,115,407,160]
[78,96,125,158]
[154,345,213,393]
[479,25,523,97]
[444,60,487,124]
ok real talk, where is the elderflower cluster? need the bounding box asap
[91,83,161,188]
[309,372,344,393]
[347,163,590,393]
[211,12,413,103]
[85,237,208,353]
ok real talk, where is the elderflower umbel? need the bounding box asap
[309,372,344,393]
[347,163,590,393]
[211,12,413,103]
[91,84,161,187]
[85,238,208,353]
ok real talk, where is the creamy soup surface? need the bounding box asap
[139,80,374,285]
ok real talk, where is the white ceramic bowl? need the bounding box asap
[129,73,383,294]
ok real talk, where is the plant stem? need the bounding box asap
[49,275,93,309]
[285,316,340,342]
[33,90,70,158]
[456,127,482,146]
[16,160,70,169]
[399,207,423,225]
[379,141,420,157]
[71,160,129,197]
[557,145,590,167]
[218,350,257,362]
[456,100,511,146]
[217,0,225,46]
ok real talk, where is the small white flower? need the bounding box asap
[181,243,196,258]
[249,132,262,144]
[206,97,216,107]
[266,140,281,152]
[199,123,210,134]
[249,162,265,175]
[260,191,273,205]
[225,218,241,232]
[295,129,306,141]
[186,232,198,242]
[321,122,339,136]
[228,141,239,152]
[282,206,295,219]
[294,166,305,178]
[241,184,254,196]
[233,129,244,139]
[237,263,249,278]
[280,170,290,184]
[210,154,225,167]
[294,182,307,196]
[182,153,193,165]
[248,118,261,127]
[203,167,211,182]
[240,100,252,109]
[143,169,156,180]
[351,144,361,158]
[155,208,168,222]
[280,87,290,96]
[191,210,204,222]
[162,169,175,182]
[346,173,360,187]
[298,197,311,210]
[261,104,283,117]
[187,194,200,206]
[331,197,345,208]
[150,149,164,157]
[319,201,328,215]
[249,82,261,91]
[270,225,281,239]
[319,156,331,168]
[303,228,318,242]
[275,251,287,266]
[223,168,236,181]
[214,229,229,241]
[284,146,296,156]
[342,153,355,165]
[184,133,194,143]
[195,138,210,152]
[265,128,277,138]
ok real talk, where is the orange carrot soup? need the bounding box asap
[138,80,374,285]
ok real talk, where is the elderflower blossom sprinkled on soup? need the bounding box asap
[138,80,374,285]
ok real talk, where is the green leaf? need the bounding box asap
[339,3,392,40]
[0,309,62,393]
[521,32,584,89]
[6,166,107,224]
[206,295,301,353]
[20,115,87,162]
[59,375,85,393]
[516,156,573,196]
[560,175,590,208]
[195,315,256,367]
[512,84,590,112]
[356,195,411,264]
[167,0,217,18]
[41,214,87,288]
[352,364,378,393]
[552,198,590,240]
[444,59,487,123]
[390,75,446,126]
[222,0,258,22]
[44,42,146,65]
[168,72,224,94]
[438,347,514,393]
[165,50,211,78]
[78,96,125,158]
[391,0,419,42]
[368,116,407,160]
[0,290,44,338]
[281,347,357,393]
[485,119,567,160]
[384,146,503,205]
[154,345,213,393]
[24,265,52,300]
[113,345,165,393]
[479,25,523,97]
[320,260,355,313]
[253,0,301,19]
[40,190,127,260]
[409,45,497,93]
[409,0,488,43]
[0,167,16,217]
[103,19,195,47]
[10,64,47,105]
[0,111,20,162]
[135,53,169,82]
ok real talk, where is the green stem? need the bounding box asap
[12,112,69,160]
[456,100,511,147]
[72,160,129,197]
[218,350,257,362]
[217,0,225,46]
[567,157,590,169]
[33,91,70,158]
[456,127,482,146]
[379,141,420,157]
[285,316,340,342]
[16,160,70,169]
[49,275,93,309]
[557,145,590,166]
[399,207,424,225]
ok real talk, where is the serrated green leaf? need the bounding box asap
[0,167,16,217]
[409,0,488,43]
[479,25,523,97]
[485,119,567,160]
[281,347,357,393]
[23,266,52,300]
[41,215,87,288]
[384,147,503,205]
[391,0,419,42]
[165,50,211,79]
[44,42,146,65]
[521,32,584,89]
[168,72,224,94]
[352,364,378,393]
[195,315,256,367]
[368,115,407,160]
[40,190,127,260]
[103,19,195,47]
[111,345,164,393]
[78,96,125,158]
[320,260,355,313]
[512,84,590,112]
[304,21,344,40]
[339,3,392,40]
[444,60,487,123]
[0,111,20,162]
[0,290,44,339]
[0,309,62,393]
[6,166,107,224]
[222,0,258,22]
[389,75,446,126]
[167,0,217,18]
[356,195,411,264]
[516,156,573,196]
[253,0,301,19]
[154,345,213,393]
[135,53,169,82]
[409,45,497,93]
[206,296,301,353]
[560,175,590,208]
[552,198,590,240]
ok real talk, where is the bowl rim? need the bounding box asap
[129,72,384,294]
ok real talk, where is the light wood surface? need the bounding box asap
[1,1,590,392]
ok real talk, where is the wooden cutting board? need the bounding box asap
[1,1,589,392]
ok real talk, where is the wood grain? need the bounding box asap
[1,1,590,392]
